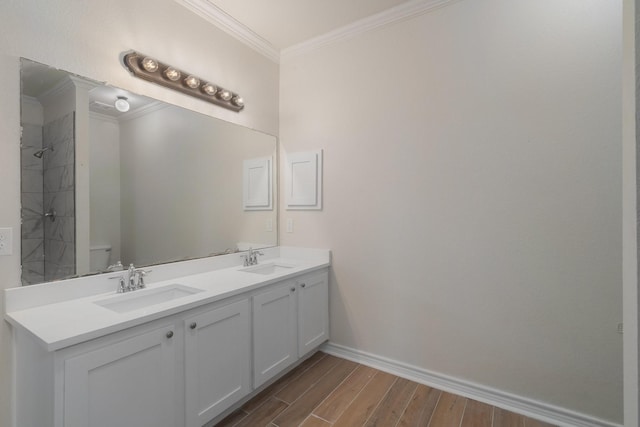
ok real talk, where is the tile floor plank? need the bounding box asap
[243,352,326,413]
[364,377,417,427]
[299,415,332,427]
[428,392,466,427]
[275,355,341,404]
[494,407,525,427]
[312,364,377,423]
[273,359,358,427]
[234,397,288,427]
[396,384,441,427]
[332,371,397,427]
[212,408,248,427]
[215,352,559,427]
[460,399,493,427]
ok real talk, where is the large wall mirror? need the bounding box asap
[20,58,277,286]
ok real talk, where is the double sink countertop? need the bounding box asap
[4,247,330,352]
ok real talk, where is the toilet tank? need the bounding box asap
[90,245,111,271]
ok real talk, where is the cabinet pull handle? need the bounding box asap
[291,287,296,292]
[300,283,306,288]
[166,331,174,339]
[190,322,197,330]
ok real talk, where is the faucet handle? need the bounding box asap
[240,253,250,267]
[135,269,151,289]
[109,275,127,293]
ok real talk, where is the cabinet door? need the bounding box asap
[184,299,251,427]
[63,324,178,427]
[298,270,330,357]
[253,281,298,388]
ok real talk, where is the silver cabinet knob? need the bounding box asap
[190,322,197,330]
[166,331,174,339]
[300,283,306,288]
[291,287,296,292]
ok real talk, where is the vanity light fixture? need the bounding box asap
[114,96,130,112]
[123,51,244,112]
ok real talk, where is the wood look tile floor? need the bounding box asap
[215,352,557,427]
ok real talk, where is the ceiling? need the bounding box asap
[22,60,156,118]
[206,0,412,50]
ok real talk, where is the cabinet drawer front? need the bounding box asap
[63,325,177,427]
[184,299,251,427]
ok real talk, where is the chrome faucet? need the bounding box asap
[241,248,264,267]
[110,264,152,293]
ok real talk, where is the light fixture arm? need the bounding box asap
[122,51,244,112]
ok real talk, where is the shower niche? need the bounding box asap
[21,88,76,285]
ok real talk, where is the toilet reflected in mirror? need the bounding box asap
[89,245,111,272]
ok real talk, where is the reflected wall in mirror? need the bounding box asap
[20,59,277,286]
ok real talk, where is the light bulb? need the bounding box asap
[231,96,244,107]
[202,83,217,96]
[184,75,200,89]
[114,96,130,112]
[164,67,181,81]
[141,57,159,72]
[218,89,232,101]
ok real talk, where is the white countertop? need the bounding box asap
[4,247,330,352]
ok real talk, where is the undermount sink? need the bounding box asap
[94,284,204,313]
[240,262,295,275]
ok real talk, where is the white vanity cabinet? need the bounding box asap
[253,269,329,387]
[184,298,251,426]
[61,321,180,427]
[10,261,330,427]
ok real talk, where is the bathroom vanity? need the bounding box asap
[5,247,330,427]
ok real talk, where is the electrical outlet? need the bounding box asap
[266,219,273,232]
[0,227,13,256]
[617,323,623,334]
[286,218,294,233]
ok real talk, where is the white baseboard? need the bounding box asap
[321,342,621,427]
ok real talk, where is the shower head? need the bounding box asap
[33,146,54,158]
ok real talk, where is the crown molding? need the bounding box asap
[175,0,456,62]
[89,110,119,125]
[118,101,169,122]
[174,0,280,63]
[281,0,455,59]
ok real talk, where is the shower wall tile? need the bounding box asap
[44,190,74,218]
[43,113,74,169]
[21,124,43,170]
[22,261,44,278]
[22,267,45,286]
[22,169,43,193]
[44,216,74,242]
[43,113,73,146]
[43,165,74,193]
[21,148,43,171]
[22,239,44,263]
[65,190,75,214]
[60,241,75,267]
[44,262,75,282]
[20,122,45,286]
[22,217,44,240]
[21,192,43,217]
[44,239,65,266]
[27,111,77,284]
